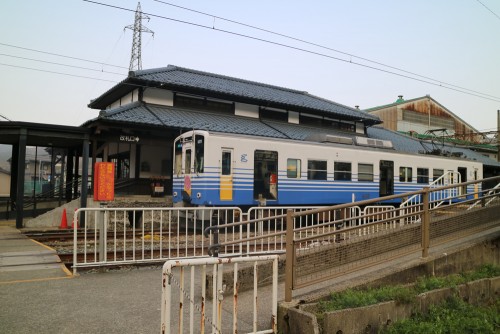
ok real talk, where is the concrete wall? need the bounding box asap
[279,235,500,334]
[317,277,498,334]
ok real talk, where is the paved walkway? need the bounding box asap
[0,223,498,333]
[0,225,71,283]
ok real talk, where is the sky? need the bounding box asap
[0,0,499,133]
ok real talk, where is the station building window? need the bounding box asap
[334,162,352,181]
[174,94,234,114]
[260,108,288,121]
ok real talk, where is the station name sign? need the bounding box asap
[120,135,140,143]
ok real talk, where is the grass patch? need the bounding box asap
[316,264,500,314]
[381,296,500,333]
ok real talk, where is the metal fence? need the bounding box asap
[72,207,242,273]
[281,176,500,301]
[72,205,348,272]
[161,255,279,334]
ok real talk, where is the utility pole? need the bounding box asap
[125,2,154,72]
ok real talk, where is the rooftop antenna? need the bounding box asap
[125,2,154,72]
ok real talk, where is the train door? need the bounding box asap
[220,148,233,201]
[458,167,467,196]
[182,139,194,198]
[379,160,394,197]
[253,150,278,201]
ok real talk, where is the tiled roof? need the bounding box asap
[92,65,380,123]
[88,102,500,167]
[88,102,288,138]
[262,120,358,141]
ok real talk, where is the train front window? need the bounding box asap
[194,135,204,173]
[185,149,192,174]
[174,140,182,175]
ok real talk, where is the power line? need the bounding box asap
[82,0,500,103]
[0,62,119,83]
[0,42,129,70]
[476,0,500,22]
[0,62,154,90]
[0,113,12,121]
[153,0,500,101]
[0,53,126,76]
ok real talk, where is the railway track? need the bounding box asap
[25,230,146,242]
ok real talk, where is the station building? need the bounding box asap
[84,66,500,200]
[84,65,382,197]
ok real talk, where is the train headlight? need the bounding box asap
[173,192,178,197]
[196,192,202,199]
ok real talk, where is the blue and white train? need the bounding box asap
[172,130,484,209]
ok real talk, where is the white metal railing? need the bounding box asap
[161,255,279,334]
[467,182,500,210]
[360,205,397,235]
[399,171,461,224]
[72,207,242,274]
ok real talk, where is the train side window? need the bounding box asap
[307,160,327,180]
[433,168,444,181]
[221,150,232,175]
[399,167,412,182]
[185,149,192,174]
[358,163,373,182]
[417,168,429,184]
[287,159,301,178]
[334,162,352,181]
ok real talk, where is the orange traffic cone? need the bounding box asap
[59,208,68,229]
[71,208,79,229]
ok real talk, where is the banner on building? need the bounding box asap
[94,162,114,201]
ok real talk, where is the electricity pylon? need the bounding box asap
[125,2,154,72]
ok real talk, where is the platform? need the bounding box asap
[0,225,72,283]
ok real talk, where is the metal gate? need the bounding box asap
[161,255,279,334]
